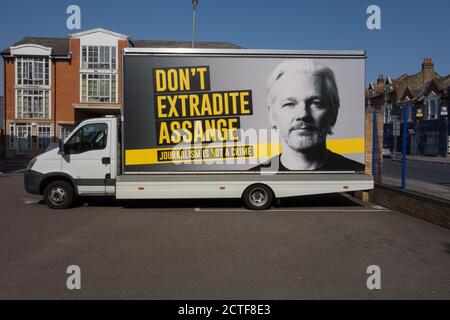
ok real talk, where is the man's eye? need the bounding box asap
[310,100,322,107]
[282,102,295,108]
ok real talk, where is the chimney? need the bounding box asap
[422,57,434,71]
[421,58,435,83]
[377,74,385,85]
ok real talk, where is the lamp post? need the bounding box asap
[192,0,199,48]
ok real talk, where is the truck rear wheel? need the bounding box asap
[242,184,274,210]
[43,180,75,209]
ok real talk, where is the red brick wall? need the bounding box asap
[4,58,15,125]
[365,110,383,182]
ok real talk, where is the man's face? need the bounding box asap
[269,72,335,152]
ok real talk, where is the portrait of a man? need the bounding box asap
[251,59,364,172]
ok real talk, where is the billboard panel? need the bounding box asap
[123,52,365,173]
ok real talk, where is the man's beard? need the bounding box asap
[285,127,328,152]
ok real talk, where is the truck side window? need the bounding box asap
[65,123,108,154]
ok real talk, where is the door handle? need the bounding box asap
[102,157,110,165]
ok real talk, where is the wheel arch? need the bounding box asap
[39,173,78,196]
[241,183,276,199]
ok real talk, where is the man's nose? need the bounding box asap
[294,101,308,119]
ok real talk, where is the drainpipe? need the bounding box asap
[53,57,57,142]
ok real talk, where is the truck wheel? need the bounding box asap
[242,184,273,210]
[43,180,75,209]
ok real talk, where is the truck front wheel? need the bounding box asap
[242,184,274,210]
[43,180,75,209]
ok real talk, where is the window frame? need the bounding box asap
[15,89,51,119]
[9,124,16,150]
[16,56,50,87]
[37,124,52,150]
[60,125,74,142]
[80,74,117,103]
[64,122,108,155]
[13,123,32,152]
[81,45,117,70]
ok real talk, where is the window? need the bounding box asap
[81,74,117,102]
[60,125,74,142]
[10,124,32,153]
[428,100,438,120]
[383,106,391,124]
[81,45,117,70]
[16,89,50,119]
[16,57,50,86]
[9,124,15,150]
[38,125,52,150]
[404,105,413,122]
[64,123,108,154]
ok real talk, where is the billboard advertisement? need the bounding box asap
[123,52,366,173]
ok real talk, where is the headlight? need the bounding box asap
[27,157,37,170]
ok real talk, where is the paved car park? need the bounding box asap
[0,173,449,299]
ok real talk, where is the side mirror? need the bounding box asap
[59,140,65,155]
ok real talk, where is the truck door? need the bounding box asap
[62,121,111,195]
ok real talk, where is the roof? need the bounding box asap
[2,36,242,57]
[70,28,128,39]
[396,75,450,104]
[435,75,450,91]
[1,37,69,56]
[128,39,242,49]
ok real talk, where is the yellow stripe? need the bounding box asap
[125,143,281,166]
[326,137,365,154]
[125,138,364,166]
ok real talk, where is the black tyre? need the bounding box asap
[242,184,274,210]
[43,180,75,209]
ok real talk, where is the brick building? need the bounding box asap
[0,96,3,130]
[366,58,450,156]
[1,28,240,159]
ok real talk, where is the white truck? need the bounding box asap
[24,48,373,209]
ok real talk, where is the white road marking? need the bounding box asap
[195,208,390,213]
[371,205,387,210]
[24,200,39,205]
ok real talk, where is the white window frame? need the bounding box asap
[405,104,413,122]
[80,73,117,103]
[9,124,16,150]
[16,56,51,87]
[15,89,51,119]
[11,123,32,153]
[426,98,439,120]
[59,125,74,142]
[81,45,117,70]
[37,124,52,150]
[383,105,392,124]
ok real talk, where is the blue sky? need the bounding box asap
[1,0,449,95]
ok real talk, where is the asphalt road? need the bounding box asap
[382,158,450,187]
[0,173,449,299]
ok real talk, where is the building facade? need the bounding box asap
[1,28,240,159]
[366,58,450,156]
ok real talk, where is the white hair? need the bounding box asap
[266,59,340,118]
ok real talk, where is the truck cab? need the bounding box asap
[24,116,118,208]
